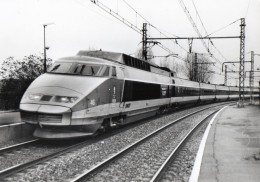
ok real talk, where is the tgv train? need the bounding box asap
[20,51,260,139]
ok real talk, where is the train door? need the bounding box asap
[118,67,125,110]
[109,66,118,105]
[109,66,124,111]
[171,79,176,97]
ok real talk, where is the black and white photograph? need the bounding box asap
[0,0,260,181]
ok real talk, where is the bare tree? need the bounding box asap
[182,53,213,83]
[135,47,154,61]
[160,56,183,77]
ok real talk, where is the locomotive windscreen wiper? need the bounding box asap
[91,66,95,75]
[50,64,60,72]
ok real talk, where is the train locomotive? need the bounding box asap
[20,50,259,139]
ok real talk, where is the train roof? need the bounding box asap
[77,50,173,77]
[77,50,150,67]
[58,56,113,65]
[77,50,128,63]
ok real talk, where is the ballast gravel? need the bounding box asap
[0,140,81,172]
[0,136,35,149]
[160,117,210,182]
[86,109,216,181]
[5,103,228,181]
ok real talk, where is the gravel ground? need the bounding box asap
[4,103,228,181]
[160,116,211,182]
[0,136,35,149]
[85,108,218,182]
[0,140,82,172]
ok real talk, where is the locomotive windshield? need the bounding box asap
[48,62,110,77]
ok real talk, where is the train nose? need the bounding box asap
[20,103,72,126]
[20,86,76,126]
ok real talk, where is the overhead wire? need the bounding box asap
[245,0,251,19]
[205,18,241,37]
[89,0,141,34]
[121,0,189,55]
[124,1,236,79]
[205,19,241,71]
[178,0,227,78]
[191,0,209,36]
[73,0,121,24]
[91,0,214,68]
[87,0,239,79]
[189,0,241,72]
[119,0,189,58]
[178,0,212,55]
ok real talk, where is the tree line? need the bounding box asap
[0,54,52,110]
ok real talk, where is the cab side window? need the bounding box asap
[112,66,117,77]
[102,66,110,76]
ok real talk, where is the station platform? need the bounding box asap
[0,111,21,125]
[192,101,260,182]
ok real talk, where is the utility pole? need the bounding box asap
[43,23,54,73]
[194,53,198,81]
[188,39,193,53]
[249,51,254,104]
[224,65,227,85]
[142,23,148,60]
[43,24,47,73]
[187,39,193,76]
[238,18,246,107]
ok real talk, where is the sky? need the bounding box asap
[0,0,260,86]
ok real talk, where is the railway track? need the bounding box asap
[70,104,229,182]
[0,102,232,181]
[0,139,93,180]
[0,139,39,154]
[0,114,164,181]
[150,108,224,182]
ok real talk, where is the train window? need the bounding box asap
[49,62,73,73]
[112,67,117,77]
[141,62,144,70]
[125,58,129,65]
[50,64,60,72]
[161,85,169,98]
[201,89,204,95]
[102,66,110,76]
[183,88,187,96]
[129,59,133,66]
[49,62,112,77]
[134,60,137,67]
[144,63,148,70]
[80,65,101,76]
[179,87,183,95]
[123,80,161,101]
[171,86,176,97]
[74,64,85,74]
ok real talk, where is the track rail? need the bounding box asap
[0,139,39,154]
[0,102,233,181]
[0,139,93,180]
[70,103,230,182]
[150,108,223,182]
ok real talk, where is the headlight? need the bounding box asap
[28,93,42,101]
[54,96,78,103]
